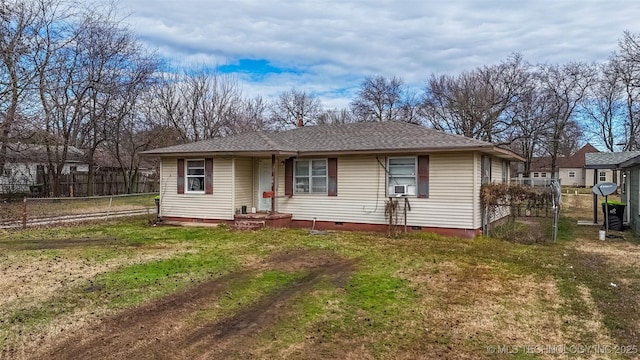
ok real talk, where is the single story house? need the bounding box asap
[584,150,640,231]
[142,121,524,238]
[524,144,615,187]
[0,143,88,194]
[620,154,640,235]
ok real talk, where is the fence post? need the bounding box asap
[22,197,27,229]
[106,196,113,221]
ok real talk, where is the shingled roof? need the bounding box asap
[529,143,600,172]
[585,151,640,169]
[3,143,85,163]
[142,121,523,160]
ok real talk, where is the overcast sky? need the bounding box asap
[118,0,640,109]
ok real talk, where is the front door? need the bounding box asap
[258,159,272,211]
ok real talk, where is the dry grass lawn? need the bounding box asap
[0,208,638,359]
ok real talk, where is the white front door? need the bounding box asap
[258,159,272,211]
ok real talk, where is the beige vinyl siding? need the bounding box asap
[473,153,511,229]
[491,157,501,183]
[277,153,477,229]
[474,153,482,229]
[585,169,596,187]
[234,157,254,210]
[159,157,234,220]
[559,168,583,187]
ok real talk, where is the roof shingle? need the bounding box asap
[142,121,522,160]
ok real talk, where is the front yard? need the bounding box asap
[0,217,638,359]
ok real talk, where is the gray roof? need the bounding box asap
[585,151,640,169]
[142,121,523,160]
[3,143,85,163]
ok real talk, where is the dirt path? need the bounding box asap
[37,249,356,360]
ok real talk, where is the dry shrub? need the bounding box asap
[481,183,554,208]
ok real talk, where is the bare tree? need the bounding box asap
[225,96,272,135]
[317,108,353,125]
[269,88,322,128]
[614,31,640,150]
[421,54,528,142]
[537,62,593,178]
[581,61,624,152]
[503,74,550,176]
[0,0,45,172]
[31,1,157,195]
[350,75,404,122]
[154,68,243,142]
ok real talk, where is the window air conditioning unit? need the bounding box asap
[392,184,408,195]
[394,184,408,194]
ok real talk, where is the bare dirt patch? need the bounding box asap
[34,249,355,360]
[0,241,198,333]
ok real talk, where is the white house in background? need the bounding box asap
[142,121,524,238]
[0,143,88,194]
[526,144,615,187]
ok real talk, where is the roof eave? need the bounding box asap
[620,154,640,168]
[297,146,524,161]
[584,164,621,169]
[140,146,525,161]
[140,150,298,157]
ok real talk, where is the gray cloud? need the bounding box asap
[119,0,640,108]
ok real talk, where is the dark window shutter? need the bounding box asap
[328,157,337,196]
[284,158,293,196]
[177,158,185,194]
[417,155,429,198]
[205,158,213,194]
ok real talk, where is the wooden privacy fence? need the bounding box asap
[36,171,159,197]
[59,172,158,197]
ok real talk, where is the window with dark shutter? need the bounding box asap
[284,158,293,196]
[205,158,213,194]
[328,157,337,196]
[177,158,185,194]
[417,155,429,198]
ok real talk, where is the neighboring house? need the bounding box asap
[584,151,640,233]
[620,154,640,235]
[0,143,88,194]
[143,121,523,238]
[525,144,613,187]
[93,148,158,177]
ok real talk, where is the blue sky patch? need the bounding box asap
[217,59,297,80]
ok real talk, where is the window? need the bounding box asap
[295,159,327,194]
[502,160,509,183]
[186,160,205,192]
[568,171,576,178]
[481,155,491,184]
[541,172,547,178]
[533,172,539,178]
[388,157,417,195]
[599,171,606,182]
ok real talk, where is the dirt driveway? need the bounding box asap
[36,249,356,360]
